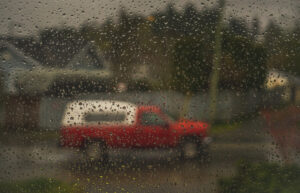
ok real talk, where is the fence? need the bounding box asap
[38,90,264,130]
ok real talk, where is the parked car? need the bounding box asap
[60,100,211,162]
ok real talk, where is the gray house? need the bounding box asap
[0,41,113,130]
[0,41,42,94]
[0,41,43,129]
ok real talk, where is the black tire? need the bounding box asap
[84,140,108,165]
[180,137,210,162]
[180,138,201,160]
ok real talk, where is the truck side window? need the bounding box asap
[85,113,126,124]
[140,112,166,126]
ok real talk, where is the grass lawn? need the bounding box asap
[210,122,241,135]
[0,178,82,193]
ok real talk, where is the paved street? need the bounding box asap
[0,117,271,193]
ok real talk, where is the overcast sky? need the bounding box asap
[0,0,299,36]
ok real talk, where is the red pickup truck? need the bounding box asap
[60,100,211,162]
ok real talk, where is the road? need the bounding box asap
[0,117,271,193]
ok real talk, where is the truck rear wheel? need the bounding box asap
[85,140,108,164]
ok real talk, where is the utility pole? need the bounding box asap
[209,0,225,123]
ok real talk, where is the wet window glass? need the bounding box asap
[0,0,299,193]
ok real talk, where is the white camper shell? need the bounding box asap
[62,100,137,127]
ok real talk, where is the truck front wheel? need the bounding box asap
[180,138,210,162]
[180,139,200,159]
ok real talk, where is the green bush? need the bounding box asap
[0,178,80,193]
[218,162,300,193]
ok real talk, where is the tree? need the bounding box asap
[170,1,267,94]
[38,27,85,67]
[264,21,300,76]
[172,37,213,93]
[221,35,267,90]
[228,18,249,37]
[251,16,261,40]
[287,23,300,76]
[105,9,144,81]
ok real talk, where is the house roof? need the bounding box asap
[66,42,110,70]
[0,40,42,70]
[0,40,113,95]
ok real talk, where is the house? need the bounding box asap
[265,69,300,105]
[0,41,42,94]
[0,41,43,130]
[0,41,113,130]
[46,42,113,96]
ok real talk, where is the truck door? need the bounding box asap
[136,111,170,147]
[84,112,133,147]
